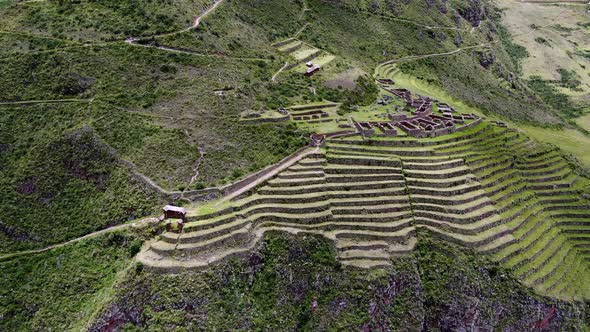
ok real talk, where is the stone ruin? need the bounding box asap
[353,88,480,138]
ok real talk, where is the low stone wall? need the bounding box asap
[282,43,303,54]
[179,145,314,202]
[272,38,295,48]
[239,114,290,124]
[290,103,339,111]
[222,145,315,198]
[325,131,359,139]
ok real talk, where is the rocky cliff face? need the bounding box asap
[90,232,589,331]
[455,0,486,27]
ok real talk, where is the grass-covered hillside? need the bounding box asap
[0,230,141,331]
[0,104,163,253]
[89,232,590,331]
[0,0,213,41]
[148,0,564,125]
[1,0,590,330]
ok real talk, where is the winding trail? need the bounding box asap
[381,43,491,65]
[0,98,94,106]
[380,7,574,65]
[271,62,289,82]
[188,147,206,187]
[126,0,224,45]
[123,42,272,62]
[0,218,158,262]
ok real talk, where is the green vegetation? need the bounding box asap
[556,68,582,91]
[0,231,140,331]
[341,75,379,111]
[0,0,212,41]
[528,75,583,118]
[1,0,590,329]
[0,104,163,253]
[495,23,529,74]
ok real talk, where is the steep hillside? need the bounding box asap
[1,0,590,330]
[0,230,141,331]
[0,0,214,41]
[91,232,590,331]
[0,104,163,253]
[138,120,590,300]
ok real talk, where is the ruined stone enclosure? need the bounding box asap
[139,121,590,301]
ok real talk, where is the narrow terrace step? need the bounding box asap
[332,210,413,223]
[327,173,403,183]
[410,190,489,206]
[407,182,482,196]
[267,177,326,187]
[298,158,327,167]
[336,239,390,251]
[410,196,493,213]
[403,159,466,171]
[527,174,577,190]
[523,168,572,183]
[258,180,406,195]
[403,166,471,179]
[405,174,472,189]
[389,237,418,255]
[324,165,402,174]
[278,170,325,179]
[340,259,392,269]
[326,143,435,156]
[330,196,411,207]
[417,224,512,249]
[168,218,251,244]
[518,155,563,171]
[257,218,413,233]
[339,248,390,261]
[412,201,497,219]
[414,213,502,235]
[152,227,253,256]
[327,154,402,167]
[334,226,415,242]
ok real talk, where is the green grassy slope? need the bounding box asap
[89,232,590,330]
[0,0,213,41]
[0,231,141,331]
[0,104,163,253]
[149,0,563,125]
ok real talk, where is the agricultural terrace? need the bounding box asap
[140,63,590,301]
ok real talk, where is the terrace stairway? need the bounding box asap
[138,122,590,300]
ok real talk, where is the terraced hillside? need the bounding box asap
[139,121,590,300]
[274,38,335,70]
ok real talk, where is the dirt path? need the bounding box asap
[0,218,158,262]
[124,42,272,61]
[299,0,310,20]
[0,98,94,106]
[188,147,206,187]
[271,62,289,82]
[362,10,471,32]
[381,43,491,65]
[221,146,320,202]
[126,0,224,44]
[381,9,574,65]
